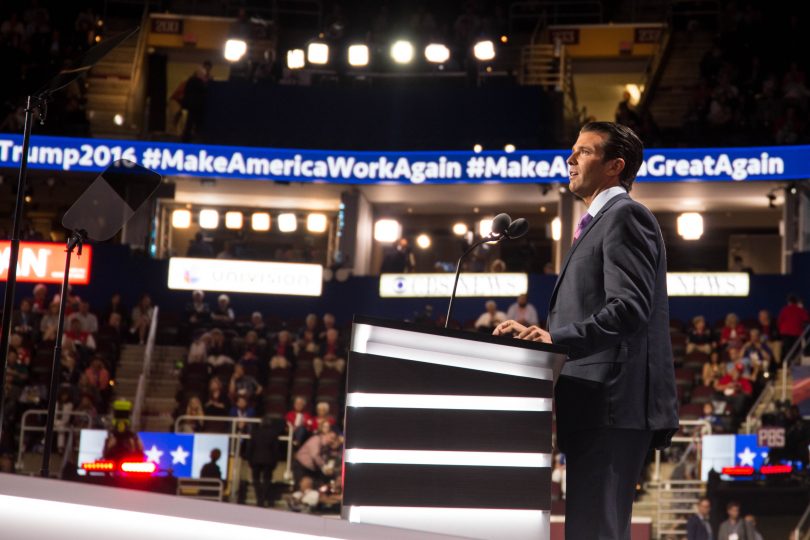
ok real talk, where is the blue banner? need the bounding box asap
[0,133,807,184]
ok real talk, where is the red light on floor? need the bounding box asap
[81,460,115,472]
[761,465,792,475]
[721,466,754,476]
[120,461,157,474]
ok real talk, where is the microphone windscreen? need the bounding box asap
[491,213,512,235]
[506,218,529,239]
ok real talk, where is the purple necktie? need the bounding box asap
[573,213,593,243]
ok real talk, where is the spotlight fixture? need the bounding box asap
[374,219,402,242]
[307,42,329,65]
[224,39,247,62]
[391,40,414,64]
[199,209,219,229]
[172,209,191,229]
[287,49,305,69]
[424,43,450,63]
[278,213,298,232]
[473,40,496,61]
[251,212,271,231]
[348,44,369,67]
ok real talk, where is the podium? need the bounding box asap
[342,316,567,540]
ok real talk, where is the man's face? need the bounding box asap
[728,505,739,520]
[567,130,621,200]
[698,499,710,517]
[517,294,527,307]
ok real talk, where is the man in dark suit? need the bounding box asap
[687,498,714,540]
[495,122,678,539]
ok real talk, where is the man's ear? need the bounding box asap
[608,157,626,178]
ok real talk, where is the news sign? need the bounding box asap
[168,257,323,296]
[0,241,92,285]
[380,273,528,298]
[666,272,750,297]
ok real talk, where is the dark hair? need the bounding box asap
[698,497,710,504]
[727,500,740,510]
[580,121,644,191]
[788,293,799,304]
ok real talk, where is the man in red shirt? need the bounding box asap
[714,362,752,425]
[778,294,809,360]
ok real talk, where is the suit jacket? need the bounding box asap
[717,519,756,540]
[686,514,713,540]
[547,193,678,451]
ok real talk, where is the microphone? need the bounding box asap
[504,217,529,239]
[445,214,530,328]
[490,213,512,236]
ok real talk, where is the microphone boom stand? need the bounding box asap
[445,234,504,328]
[40,228,87,478]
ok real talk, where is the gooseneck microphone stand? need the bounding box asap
[445,233,505,329]
[41,229,87,478]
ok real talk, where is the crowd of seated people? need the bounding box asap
[0,284,125,463]
[681,6,810,146]
[174,290,347,506]
[0,2,102,137]
[672,295,808,435]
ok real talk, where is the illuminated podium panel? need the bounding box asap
[342,316,567,540]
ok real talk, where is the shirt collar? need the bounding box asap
[587,185,627,217]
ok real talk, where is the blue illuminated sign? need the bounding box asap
[0,133,807,184]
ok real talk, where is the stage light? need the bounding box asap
[473,144,482,153]
[677,212,703,240]
[473,40,495,61]
[199,209,219,229]
[348,44,369,67]
[224,39,247,62]
[81,460,114,472]
[287,49,305,69]
[307,213,328,233]
[225,211,243,229]
[416,234,431,249]
[500,35,508,43]
[624,84,642,106]
[171,210,191,229]
[251,212,270,231]
[307,42,329,65]
[452,223,468,236]
[113,114,124,126]
[478,218,494,237]
[551,217,561,241]
[504,144,515,153]
[424,43,450,63]
[278,213,298,232]
[391,40,414,64]
[120,461,157,474]
[374,219,402,242]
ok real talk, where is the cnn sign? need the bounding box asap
[0,242,92,285]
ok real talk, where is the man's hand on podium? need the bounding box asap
[493,320,553,344]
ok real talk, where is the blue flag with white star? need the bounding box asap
[734,434,769,470]
[140,433,194,477]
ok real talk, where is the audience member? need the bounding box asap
[778,294,809,358]
[211,294,235,326]
[718,501,755,539]
[200,448,223,481]
[177,396,205,433]
[130,293,154,344]
[719,313,747,350]
[247,414,284,507]
[687,315,714,355]
[686,497,713,540]
[474,300,507,332]
[506,294,539,327]
[286,396,314,446]
[68,301,98,334]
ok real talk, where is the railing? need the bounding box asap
[125,5,151,135]
[638,26,672,114]
[16,409,92,473]
[177,478,224,502]
[794,500,810,540]
[745,380,775,434]
[132,305,159,432]
[782,324,810,401]
[174,415,295,500]
[647,479,706,539]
